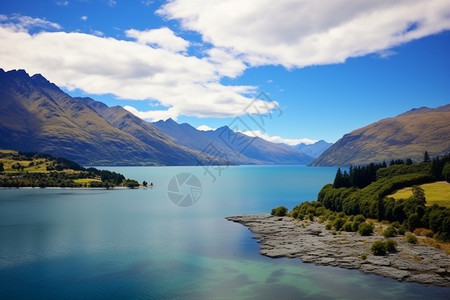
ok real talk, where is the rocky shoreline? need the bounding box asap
[226,214,450,287]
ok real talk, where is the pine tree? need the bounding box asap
[423,151,430,163]
[333,168,344,188]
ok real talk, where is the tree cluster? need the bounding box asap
[319,152,450,241]
[0,151,139,188]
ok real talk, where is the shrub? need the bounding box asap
[383,225,397,237]
[351,220,361,232]
[391,221,400,228]
[306,206,315,215]
[371,240,387,256]
[358,222,374,236]
[342,222,354,232]
[406,233,418,244]
[271,206,288,217]
[325,222,332,230]
[397,225,406,235]
[354,214,366,223]
[315,206,326,216]
[333,217,346,231]
[385,239,397,252]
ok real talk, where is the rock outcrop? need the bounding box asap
[226,214,450,287]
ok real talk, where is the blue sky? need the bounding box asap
[0,0,449,144]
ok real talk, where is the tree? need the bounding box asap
[142,180,148,187]
[0,162,3,173]
[423,151,430,163]
[408,213,421,232]
[124,179,139,189]
[333,168,344,188]
[443,162,450,183]
[271,206,288,217]
[412,186,426,204]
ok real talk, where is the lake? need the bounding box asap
[0,166,449,299]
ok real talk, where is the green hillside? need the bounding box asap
[389,182,450,208]
[315,154,450,240]
[0,150,139,188]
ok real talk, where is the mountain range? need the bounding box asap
[153,119,317,165]
[4,68,445,168]
[311,104,450,166]
[0,68,319,166]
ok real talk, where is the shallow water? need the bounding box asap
[0,166,449,299]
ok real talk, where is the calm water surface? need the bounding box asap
[0,166,449,299]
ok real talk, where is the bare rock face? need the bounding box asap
[226,214,450,287]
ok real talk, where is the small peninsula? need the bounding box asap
[227,214,450,287]
[228,153,450,287]
[0,150,140,188]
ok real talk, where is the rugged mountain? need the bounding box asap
[79,98,217,165]
[293,140,332,158]
[154,119,314,165]
[0,69,215,165]
[311,104,450,166]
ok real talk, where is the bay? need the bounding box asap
[0,166,448,299]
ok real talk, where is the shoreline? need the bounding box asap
[0,186,140,190]
[226,214,450,287]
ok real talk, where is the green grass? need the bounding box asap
[389,181,450,207]
[73,178,101,185]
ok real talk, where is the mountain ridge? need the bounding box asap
[154,119,314,165]
[1,68,315,166]
[311,104,450,166]
[0,69,219,165]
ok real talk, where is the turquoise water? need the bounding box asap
[0,166,449,299]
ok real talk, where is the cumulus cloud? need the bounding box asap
[0,16,277,121]
[159,0,450,68]
[125,27,189,52]
[81,16,88,21]
[239,130,317,146]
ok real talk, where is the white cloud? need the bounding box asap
[0,14,61,31]
[159,0,450,68]
[239,130,317,146]
[377,49,397,59]
[81,16,88,21]
[124,106,179,121]
[0,17,278,121]
[205,47,247,78]
[125,27,189,52]
[196,125,216,131]
[55,1,69,6]
[141,0,153,7]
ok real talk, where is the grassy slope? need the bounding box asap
[311,105,450,166]
[1,150,80,174]
[389,181,450,207]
